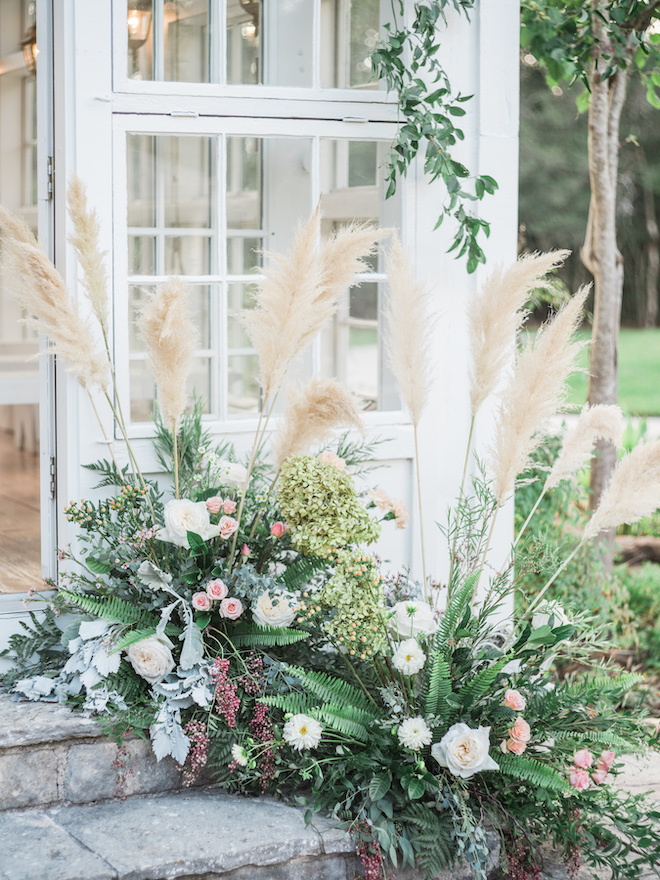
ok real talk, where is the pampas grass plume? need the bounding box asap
[67,175,109,334]
[137,278,198,433]
[0,205,110,390]
[547,404,625,489]
[491,285,589,503]
[384,236,433,425]
[273,378,363,469]
[584,438,660,540]
[469,250,570,416]
[240,209,381,402]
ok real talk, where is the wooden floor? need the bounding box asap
[0,430,43,594]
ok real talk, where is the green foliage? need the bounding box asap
[401,802,456,877]
[618,563,660,666]
[229,624,311,647]
[0,608,65,686]
[424,653,452,718]
[371,0,496,273]
[277,555,328,591]
[496,753,572,793]
[58,589,159,630]
[283,665,378,717]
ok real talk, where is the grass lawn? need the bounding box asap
[563,328,660,416]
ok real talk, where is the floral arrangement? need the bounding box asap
[2,185,660,880]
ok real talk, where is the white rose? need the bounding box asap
[431,723,499,779]
[125,634,175,684]
[532,600,570,631]
[389,600,437,639]
[217,460,248,487]
[392,639,426,675]
[158,499,221,549]
[253,590,297,628]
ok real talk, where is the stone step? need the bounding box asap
[0,695,185,810]
[0,788,499,880]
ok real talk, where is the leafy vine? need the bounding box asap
[372,0,498,273]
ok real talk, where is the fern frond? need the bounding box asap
[401,803,455,875]
[315,706,370,741]
[277,556,328,591]
[230,624,310,647]
[424,653,452,718]
[457,655,511,708]
[545,729,640,753]
[58,590,158,629]
[560,671,644,701]
[496,753,571,792]
[261,692,318,716]
[83,458,130,488]
[284,665,377,717]
[435,574,477,653]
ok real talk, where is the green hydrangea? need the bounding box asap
[319,550,387,657]
[277,456,380,556]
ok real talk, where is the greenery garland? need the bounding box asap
[372,0,498,273]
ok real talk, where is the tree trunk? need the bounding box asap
[580,8,630,572]
[643,170,660,328]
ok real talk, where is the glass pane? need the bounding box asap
[320,282,380,411]
[164,236,211,275]
[227,137,312,255]
[228,354,260,414]
[130,359,156,422]
[227,282,256,349]
[128,285,156,352]
[226,0,313,87]
[164,1,210,83]
[129,237,156,275]
[227,237,262,274]
[163,136,212,228]
[188,358,211,412]
[320,0,383,89]
[128,0,154,80]
[127,135,156,228]
[226,137,261,230]
[319,139,400,256]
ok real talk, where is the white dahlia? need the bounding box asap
[283,714,323,751]
[392,638,426,675]
[398,716,433,750]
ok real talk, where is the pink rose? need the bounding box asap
[368,488,392,511]
[192,592,212,611]
[509,717,531,744]
[223,499,237,515]
[507,738,527,755]
[592,768,608,785]
[206,578,228,601]
[504,689,526,712]
[318,451,346,470]
[220,597,243,620]
[599,750,616,771]
[218,516,239,539]
[205,496,223,514]
[241,544,251,557]
[573,748,594,770]
[569,768,590,791]
[270,521,288,538]
[391,498,409,530]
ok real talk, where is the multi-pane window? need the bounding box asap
[117,0,401,429]
[126,0,384,90]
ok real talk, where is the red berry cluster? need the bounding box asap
[351,820,392,880]
[182,720,210,787]
[249,702,277,792]
[239,652,265,696]
[211,657,240,728]
[506,839,540,880]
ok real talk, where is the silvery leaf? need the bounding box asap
[138,560,173,590]
[157,601,179,635]
[179,621,204,670]
[68,637,82,655]
[80,666,102,691]
[79,619,112,640]
[92,644,121,677]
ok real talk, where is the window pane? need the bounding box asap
[320,0,383,89]
[127,135,156,228]
[226,0,314,87]
[227,236,262,274]
[130,359,156,422]
[164,1,210,83]
[226,137,261,230]
[228,354,260,414]
[129,236,156,275]
[319,139,389,230]
[128,0,154,80]
[164,236,211,275]
[163,136,212,228]
[227,282,256,349]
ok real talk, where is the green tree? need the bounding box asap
[521,1,660,567]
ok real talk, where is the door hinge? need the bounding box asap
[49,456,57,500]
[47,156,54,201]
